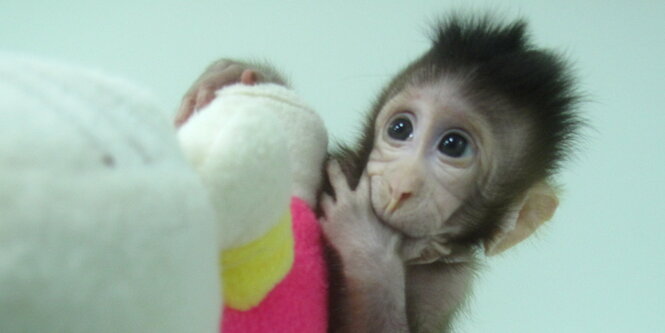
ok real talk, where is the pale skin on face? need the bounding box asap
[367,81,496,238]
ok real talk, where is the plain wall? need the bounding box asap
[2,0,664,331]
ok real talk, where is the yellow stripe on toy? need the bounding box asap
[221,211,294,310]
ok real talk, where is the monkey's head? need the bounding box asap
[359,15,580,260]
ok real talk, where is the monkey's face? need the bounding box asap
[367,82,494,237]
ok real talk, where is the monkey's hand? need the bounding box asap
[320,160,401,265]
[321,160,409,332]
[175,59,288,127]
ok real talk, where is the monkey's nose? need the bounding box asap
[386,192,412,213]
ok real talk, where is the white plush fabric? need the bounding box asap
[178,85,291,249]
[0,55,221,333]
[178,83,327,248]
[238,84,328,208]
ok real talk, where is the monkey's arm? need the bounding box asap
[405,261,475,332]
[175,59,288,126]
[320,161,409,333]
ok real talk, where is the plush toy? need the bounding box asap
[0,55,329,332]
[178,83,329,332]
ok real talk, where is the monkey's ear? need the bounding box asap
[484,182,559,256]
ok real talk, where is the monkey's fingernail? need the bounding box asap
[386,197,399,213]
[432,242,452,256]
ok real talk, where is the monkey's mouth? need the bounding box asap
[375,208,427,238]
[369,199,404,231]
[373,195,448,238]
[384,192,413,214]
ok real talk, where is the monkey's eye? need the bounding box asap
[387,117,413,141]
[438,132,472,158]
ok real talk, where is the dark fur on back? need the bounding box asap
[327,14,581,245]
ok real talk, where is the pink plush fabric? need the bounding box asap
[221,197,329,332]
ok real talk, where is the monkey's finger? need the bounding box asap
[318,216,328,227]
[174,95,196,127]
[356,168,371,195]
[326,160,350,195]
[193,88,217,113]
[205,59,233,72]
[319,194,336,218]
[240,69,259,85]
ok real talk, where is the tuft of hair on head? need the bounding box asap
[425,13,582,178]
[429,14,529,65]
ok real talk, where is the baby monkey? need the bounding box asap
[176,14,580,333]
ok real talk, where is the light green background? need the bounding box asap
[2,1,664,332]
